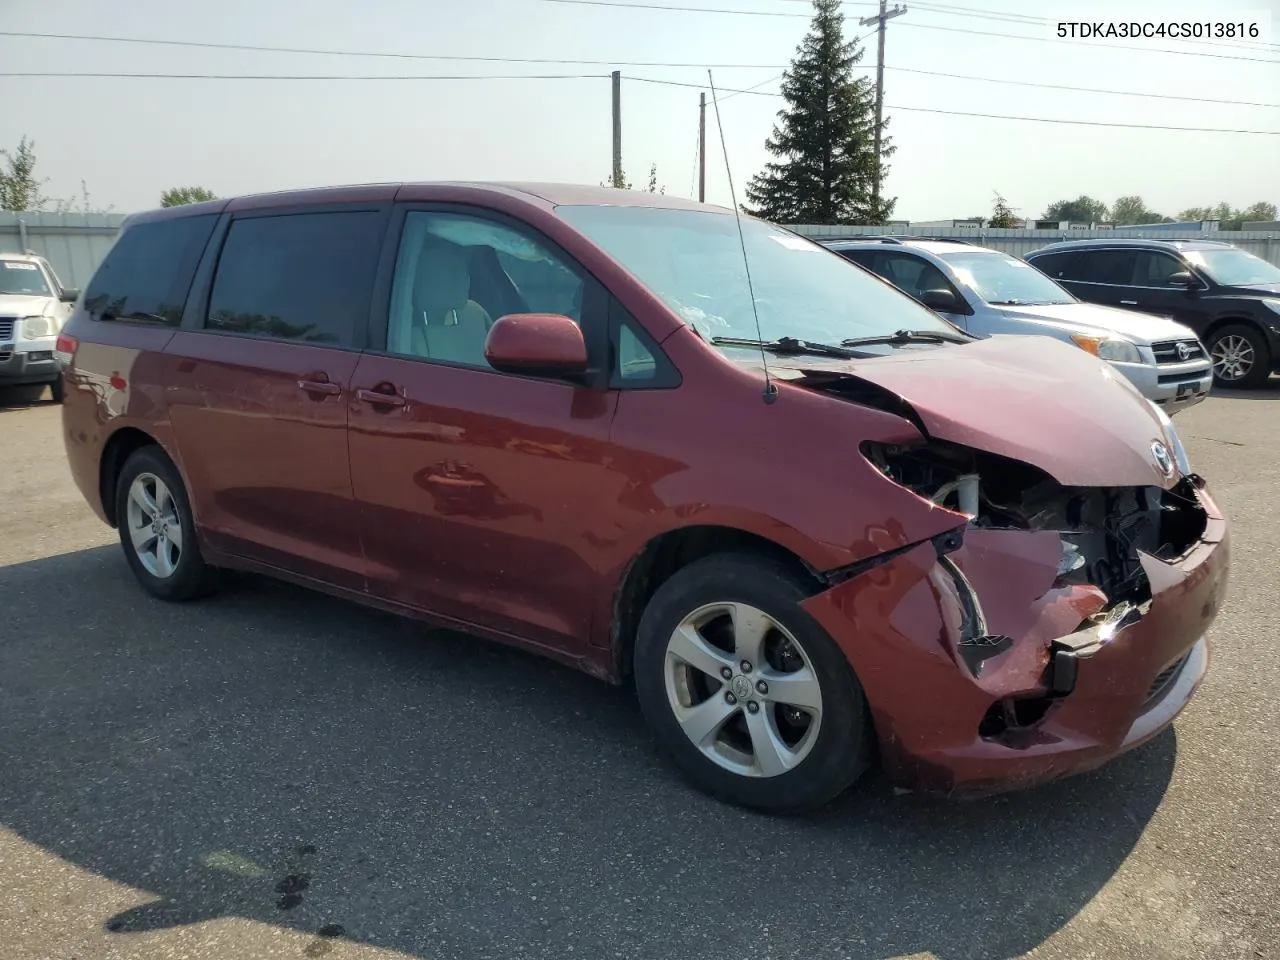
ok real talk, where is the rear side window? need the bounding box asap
[1027,251,1081,280]
[84,215,217,324]
[205,211,384,346]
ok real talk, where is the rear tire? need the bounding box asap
[1207,323,1270,388]
[633,552,873,813]
[114,446,220,601]
[49,377,64,403]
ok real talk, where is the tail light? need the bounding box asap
[54,332,78,366]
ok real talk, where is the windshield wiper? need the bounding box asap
[840,328,975,347]
[988,299,1071,306]
[710,336,861,358]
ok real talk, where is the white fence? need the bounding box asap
[789,224,1280,267]
[5,213,1280,288]
[0,212,127,289]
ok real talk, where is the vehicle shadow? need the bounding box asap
[1210,374,1280,401]
[0,384,54,411]
[0,546,1177,960]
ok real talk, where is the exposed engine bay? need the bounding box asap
[862,438,1209,607]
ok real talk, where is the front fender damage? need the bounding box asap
[800,443,1220,796]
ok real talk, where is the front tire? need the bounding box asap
[633,552,873,813]
[1208,323,1271,388]
[114,446,220,601]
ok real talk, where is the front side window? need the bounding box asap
[941,252,1075,305]
[0,260,52,296]
[1132,251,1190,287]
[386,211,585,368]
[84,215,217,324]
[877,254,953,300]
[1183,247,1280,287]
[554,206,957,346]
[206,211,383,345]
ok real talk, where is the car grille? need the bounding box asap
[0,317,16,341]
[1151,339,1205,364]
[1144,654,1189,705]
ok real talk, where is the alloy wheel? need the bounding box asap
[1211,334,1255,383]
[125,472,184,579]
[664,601,823,778]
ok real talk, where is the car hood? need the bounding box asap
[765,335,1177,488]
[0,294,55,317]
[1220,282,1280,297]
[992,301,1197,343]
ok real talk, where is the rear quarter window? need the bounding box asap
[84,215,217,324]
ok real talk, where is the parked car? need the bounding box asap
[58,184,1228,811]
[823,237,1213,413]
[1025,238,1280,388]
[0,252,79,401]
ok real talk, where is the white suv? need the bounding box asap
[0,253,79,401]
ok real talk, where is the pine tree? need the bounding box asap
[744,0,894,225]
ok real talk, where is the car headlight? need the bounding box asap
[1150,401,1193,476]
[21,315,58,339]
[1070,334,1143,364]
[1263,299,1280,317]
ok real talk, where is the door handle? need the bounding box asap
[1119,300,1138,306]
[356,387,406,407]
[298,378,342,396]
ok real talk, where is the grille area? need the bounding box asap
[1144,654,1190,705]
[0,317,16,341]
[1151,339,1205,364]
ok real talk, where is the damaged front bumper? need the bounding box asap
[800,481,1229,798]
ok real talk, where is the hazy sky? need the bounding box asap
[2,0,1277,220]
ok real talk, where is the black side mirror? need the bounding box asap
[1166,271,1198,288]
[59,287,81,303]
[918,287,959,312]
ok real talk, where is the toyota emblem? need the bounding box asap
[1151,440,1175,478]
[1176,342,1193,361]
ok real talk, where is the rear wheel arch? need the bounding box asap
[100,428,162,527]
[610,524,826,683]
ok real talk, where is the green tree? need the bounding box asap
[602,163,663,193]
[988,191,1019,228]
[1042,195,1109,223]
[0,137,50,212]
[1179,201,1278,229]
[1110,195,1170,225]
[744,0,892,225]
[160,186,218,207]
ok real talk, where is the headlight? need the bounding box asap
[1263,299,1280,317]
[1071,334,1143,364]
[1150,401,1193,475]
[21,315,59,339]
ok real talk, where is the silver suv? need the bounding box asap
[0,253,79,401]
[824,237,1213,413]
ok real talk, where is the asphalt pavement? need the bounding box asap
[1,382,1277,960]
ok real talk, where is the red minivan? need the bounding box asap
[59,183,1229,811]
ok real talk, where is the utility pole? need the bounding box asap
[611,70,622,188]
[698,92,706,203]
[859,0,906,216]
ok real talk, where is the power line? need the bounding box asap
[887,66,1280,109]
[0,71,611,81]
[897,21,1280,64]
[545,0,1280,57]
[542,0,814,16]
[10,63,1276,112]
[0,30,788,69]
[627,76,1280,133]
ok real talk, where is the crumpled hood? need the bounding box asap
[993,301,1198,343]
[0,294,55,319]
[768,335,1177,488]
